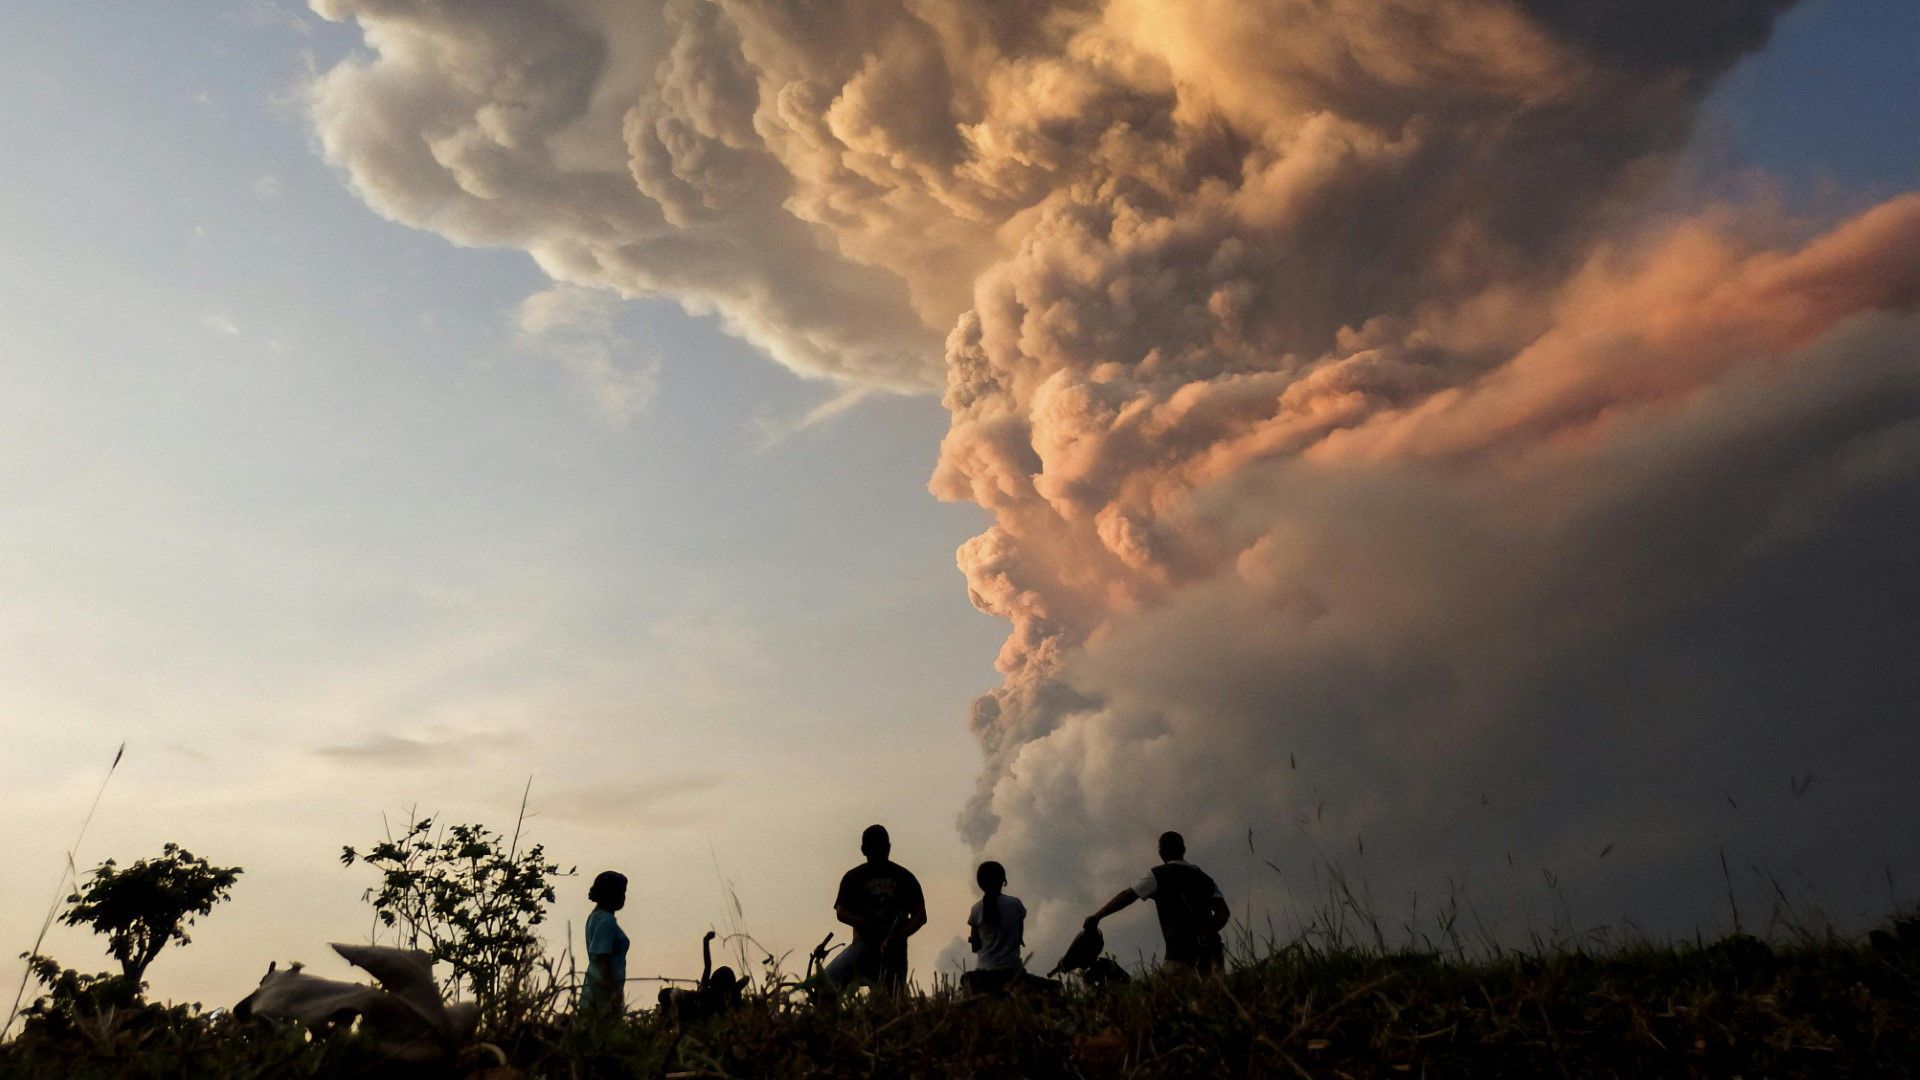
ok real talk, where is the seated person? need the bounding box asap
[827,825,926,994]
[961,861,1055,995]
[658,931,748,1021]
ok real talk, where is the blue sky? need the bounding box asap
[2,0,1006,1001]
[1703,0,1917,195]
[1,0,1914,1005]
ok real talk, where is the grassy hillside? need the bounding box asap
[4,929,1916,1078]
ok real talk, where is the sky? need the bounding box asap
[0,0,1915,1009]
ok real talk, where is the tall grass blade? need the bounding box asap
[3,739,125,1040]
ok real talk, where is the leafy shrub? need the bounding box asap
[13,954,143,1039]
[341,816,570,1012]
[5,931,1916,1076]
[11,844,239,1054]
[61,844,242,986]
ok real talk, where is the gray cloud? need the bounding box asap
[308,0,945,386]
[974,313,1920,957]
[308,0,1920,955]
[313,729,519,768]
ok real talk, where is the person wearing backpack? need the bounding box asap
[1083,831,1230,972]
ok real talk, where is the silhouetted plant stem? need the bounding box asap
[3,740,123,1040]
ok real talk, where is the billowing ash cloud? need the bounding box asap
[311,0,1920,948]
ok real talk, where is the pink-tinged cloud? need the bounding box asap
[309,0,1920,951]
[1320,195,1920,463]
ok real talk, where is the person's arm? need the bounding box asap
[1208,893,1232,932]
[701,930,716,986]
[902,877,928,938]
[588,955,622,1011]
[835,903,873,935]
[833,871,872,936]
[1084,888,1138,929]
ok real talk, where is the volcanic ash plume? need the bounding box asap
[311,0,1920,939]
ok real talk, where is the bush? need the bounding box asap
[13,954,143,1039]
[10,845,240,1056]
[341,815,570,1015]
[62,844,242,986]
[4,930,1916,1076]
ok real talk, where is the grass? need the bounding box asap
[4,924,1916,1078]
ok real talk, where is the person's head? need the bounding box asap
[588,870,628,911]
[975,859,1008,928]
[1158,831,1186,862]
[861,824,891,861]
[704,966,746,1009]
[975,860,1006,895]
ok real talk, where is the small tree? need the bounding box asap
[342,816,569,1004]
[62,843,242,985]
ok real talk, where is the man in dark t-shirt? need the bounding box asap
[1084,830,1229,972]
[831,824,927,993]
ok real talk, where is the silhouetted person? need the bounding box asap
[580,871,629,1015]
[1084,831,1229,972]
[963,860,1048,995]
[829,824,926,993]
[659,930,749,1022]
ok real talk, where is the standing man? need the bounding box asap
[830,824,927,993]
[1084,831,1230,972]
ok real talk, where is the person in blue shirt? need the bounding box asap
[580,870,630,1015]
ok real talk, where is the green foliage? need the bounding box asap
[13,955,210,1069]
[61,844,241,985]
[582,940,1919,1077]
[2,996,338,1080]
[4,933,1916,1077]
[341,816,570,1007]
[14,954,142,1033]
